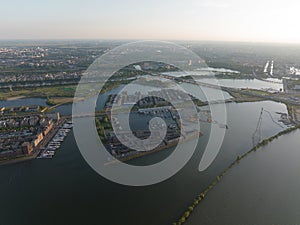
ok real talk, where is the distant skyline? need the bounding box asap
[1,0,300,43]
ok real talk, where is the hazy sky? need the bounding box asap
[1,0,300,43]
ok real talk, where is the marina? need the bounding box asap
[37,122,73,159]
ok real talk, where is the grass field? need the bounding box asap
[0,85,76,100]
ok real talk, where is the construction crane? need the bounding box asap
[252,108,264,146]
[252,108,285,146]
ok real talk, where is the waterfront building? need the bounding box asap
[21,142,33,155]
[33,133,44,147]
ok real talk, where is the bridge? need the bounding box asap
[156,73,236,92]
[153,73,300,107]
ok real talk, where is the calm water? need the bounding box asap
[0,98,72,115]
[0,99,291,225]
[197,78,283,91]
[164,71,283,91]
[0,86,124,116]
[0,98,48,107]
[180,82,232,101]
[163,68,240,77]
[187,129,300,225]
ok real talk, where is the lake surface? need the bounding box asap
[186,129,300,225]
[197,78,283,91]
[163,68,240,77]
[180,82,232,101]
[0,98,291,225]
[0,98,72,115]
[163,71,283,91]
[0,98,48,107]
[0,86,124,116]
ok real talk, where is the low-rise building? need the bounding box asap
[43,121,53,136]
[33,132,44,147]
[21,142,33,155]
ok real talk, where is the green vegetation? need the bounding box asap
[0,126,34,132]
[215,73,254,79]
[100,79,131,94]
[242,88,271,96]
[180,73,255,80]
[46,97,74,106]
[0,85,77,100]
[95,116,112,143]
[0,79,130,101]
[228,90,265,103]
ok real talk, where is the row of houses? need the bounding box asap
[0,116,54,159]
[0,106,41,115]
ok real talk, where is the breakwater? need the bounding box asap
[173,125,300,225]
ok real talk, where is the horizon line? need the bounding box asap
[0,38,300,46]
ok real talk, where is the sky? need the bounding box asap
[1,0,300,43]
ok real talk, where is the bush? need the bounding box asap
[188,206,194,211]
[184,211,190,218]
